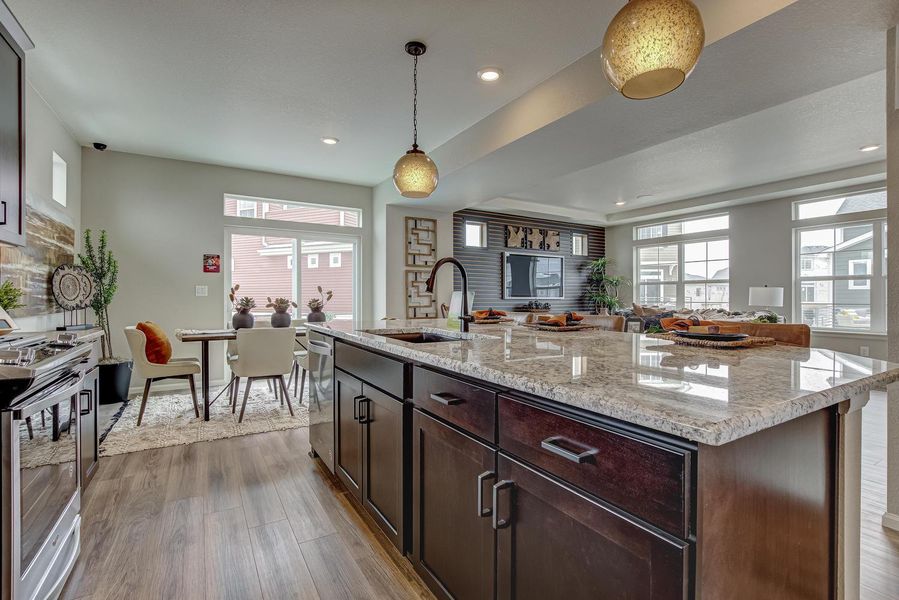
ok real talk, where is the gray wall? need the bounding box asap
[81,150,372,387]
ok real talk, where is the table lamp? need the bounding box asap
[748,286,784,316]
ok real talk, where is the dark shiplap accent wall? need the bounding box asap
[452,209,605,313]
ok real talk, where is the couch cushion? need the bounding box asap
[136,321,172,364]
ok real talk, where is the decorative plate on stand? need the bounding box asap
[51,264,97,310]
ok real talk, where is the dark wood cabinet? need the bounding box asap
[362,385,405,550]
[495,454,689,600]
[0,10,25,247]
[335,369,363,499]
[79,366,100,490]
[412,408,496,600]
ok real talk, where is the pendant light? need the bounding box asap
[601,0,705,100]
[393,41,439,199]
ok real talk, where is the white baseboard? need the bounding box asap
[127,378,229,397]
[883,512,899,532]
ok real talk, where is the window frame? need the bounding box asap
[634,235,730,310]
[329,252,342,268]
[633,213,729,241]
[464,220,488,248]
[225,193,363,228]
[572,233,589,256]
[52,151,67,207]
[307,254,319,269]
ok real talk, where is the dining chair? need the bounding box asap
[124,326,201,426]
[227,328,296,422]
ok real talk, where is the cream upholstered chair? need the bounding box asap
[580,315,626,331]
[124,326,201,426]
[227,328,296,422]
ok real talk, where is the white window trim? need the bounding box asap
[52,151,67,207]
[634,235,730,310]
[847,259,872,290]
[464,220,488,248]
[633,214,729,242]
[572,233,589,256]
[225,193,363,227]
[237,199,257,218]
[329,252,341,267]
[307,254,319,268]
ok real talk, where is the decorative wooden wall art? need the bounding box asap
[405,217,437,267]
[543,230,560,251]
[405,270,437,318]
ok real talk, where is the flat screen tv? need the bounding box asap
[503,252,564,299]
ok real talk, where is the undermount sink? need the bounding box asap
[376,332,459,344]
[360,327,496,344]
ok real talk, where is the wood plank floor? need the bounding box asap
[60,426,433,600]
[861,391,899,599]
[62,395,899,599]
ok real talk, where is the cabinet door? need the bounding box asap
[412,409,496,600]
[0,28,23,246]
[79,367,100,490]
[495,454,688,600]
[361,384,405,550]
[335,370,363,500]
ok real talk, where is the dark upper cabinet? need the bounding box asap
[412,408,496,600]
[79,366,100,490]
[495,454,689,600]
[0,10,25,247]
[335,369,363,499]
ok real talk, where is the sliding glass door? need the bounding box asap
[226,228,358,323]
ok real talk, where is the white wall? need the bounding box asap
[384,205,454,319]
[605,195,888,359]
[13,82,82,331]
[81,150,372,385]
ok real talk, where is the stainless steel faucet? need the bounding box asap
[425,257,472,332]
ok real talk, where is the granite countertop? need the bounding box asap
[307,319,899,446]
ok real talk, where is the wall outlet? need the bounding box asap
[195,285,208,297]
[859,345,870,357]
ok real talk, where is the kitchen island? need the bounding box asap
[305,319,899,599]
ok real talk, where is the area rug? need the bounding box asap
[19,386,309,467]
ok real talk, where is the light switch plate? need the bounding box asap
[195,285,208,297]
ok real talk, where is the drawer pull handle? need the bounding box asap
[353,394,364,421]
[476,471,495,518]
[540,436,599,464]
[79,389,93,416]
[492,480,513,529]
[430,392,464,406]
[358,397,371,424]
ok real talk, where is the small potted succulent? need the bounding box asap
[306,286,332,323]
[229,284,257,329]
[266,296,297,328]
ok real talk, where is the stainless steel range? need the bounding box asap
[1,333,92,600]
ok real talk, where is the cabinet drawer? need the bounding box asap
[412,367,496,443]
[335,341,405,399]
[498,396,690,538]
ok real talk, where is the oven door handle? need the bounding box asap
[13,374,84,419]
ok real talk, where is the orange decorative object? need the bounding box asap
[136,321,172,364]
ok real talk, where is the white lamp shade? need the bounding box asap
[748,286,784,308]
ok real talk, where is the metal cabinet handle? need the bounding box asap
[430,392,464,406]
[358,397,371,424]
[477,471,496,517]
[0,200,6,225]
[79,389,93,416]
[540,435,599,464]
[353,394,364,421]
[492,480,513,530]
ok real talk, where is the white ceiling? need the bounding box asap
[10,0,628,185]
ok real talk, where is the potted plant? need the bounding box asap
[266,297,297,327]
[79,230,131,405]
[0,280,25,312]
[306,286,332,323]
[584,257,630,315]
[229,284,256,329]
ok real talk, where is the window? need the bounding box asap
[635,240,729,310]
[634,214,728,241]
[329,252,341,267]
[847,259,871,290]
[636,244,679,307]
[464,221,487,247]
[572,233,588,256]
[52,152,66,206]
[225,194,362,227]
[307,254,319,268]
[794,190,886,220]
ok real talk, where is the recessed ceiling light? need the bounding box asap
[615,200,626,206]
[477,67,503,82]
[859,144,880,152]
[321,136,339,145]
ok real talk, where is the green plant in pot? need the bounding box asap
[267,297,297,327]
[307,287,332,323]
[0,280,25,312]
[585,257,630,315]
[229,285,256,329]
[78,229,130,405]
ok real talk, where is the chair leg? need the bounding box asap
[232,377,240,412]
[298,368,307,404]
[278,375,294,417]
[291,362,298,397]
[41,410,45,428]
[137,379,153,426]
[238,378,253,423]
[188,374,199,418]
[25,417,33,439]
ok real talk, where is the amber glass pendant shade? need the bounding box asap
[601,0,705,100]
[393,147,438,199]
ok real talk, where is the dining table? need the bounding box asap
[175,327,307,421]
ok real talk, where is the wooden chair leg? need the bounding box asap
[291,362,298,397]
[232,377,240,412]
[278,375,294,416]
[298,368,307,404]
[137,379,153,426]
[238,378,253,423]
[188,374,199,418]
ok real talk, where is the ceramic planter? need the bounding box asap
[307,308,326,323]
[271,310,292,327]
[232,310,255,329]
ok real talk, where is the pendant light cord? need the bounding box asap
[412,53,419,149]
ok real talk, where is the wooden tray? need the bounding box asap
[648,332,776,349]
[517,308,551,313]
[522,323,598,332]
[472,317,515,324]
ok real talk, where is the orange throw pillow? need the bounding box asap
[136,321,172,364]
